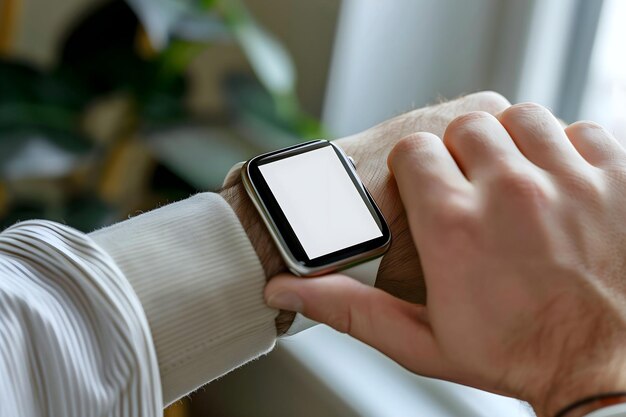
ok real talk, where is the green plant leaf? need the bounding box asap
[0,103,78,132]
[0,60,41,103]
[0,131,91,179]
[125,0,228,49]
[0,60,93,152]
[0,59,92,110]
[224,73,323,139]
[158,40,208,77]
[222,0,296,97]
[145,124,253,190]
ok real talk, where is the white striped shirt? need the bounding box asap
[0,193,277,416]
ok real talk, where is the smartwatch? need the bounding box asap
[233,139,391,334]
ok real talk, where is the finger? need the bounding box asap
[389,91,511,139]
[564,121,626,168]
[387,132,473,233]
[437,91,512,123]
[443,111,527,180]
[498,103,589,172]
[388,131,470,188]
[265,274,446,376]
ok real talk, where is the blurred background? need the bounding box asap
[0,0,623,416]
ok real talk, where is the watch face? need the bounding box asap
[245,140,390,272]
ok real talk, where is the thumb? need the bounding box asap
[265,274,444,376]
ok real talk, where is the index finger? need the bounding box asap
[388,132,474,240]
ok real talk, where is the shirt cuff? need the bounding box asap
[90,193,277,405]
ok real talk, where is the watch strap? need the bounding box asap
[283,256,383,336]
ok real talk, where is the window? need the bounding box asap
[579,0,626,141]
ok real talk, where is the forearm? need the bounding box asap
[90,193,277,404]
[219,182,297,334]
[219,182,285,279]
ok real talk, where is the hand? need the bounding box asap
[222,91,511,333]
[265,103,626,417]
[334,92,510,302]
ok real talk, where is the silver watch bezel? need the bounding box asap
[241,139,391,277]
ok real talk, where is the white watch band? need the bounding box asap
[584,404,626,417]
[283,256,383,336]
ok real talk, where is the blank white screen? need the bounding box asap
[259,146,382,259]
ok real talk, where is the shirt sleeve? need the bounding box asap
[0,220,162,417]
[89,193,278,405]
[0,192,278,416]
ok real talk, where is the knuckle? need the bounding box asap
[394,132,439,153]
[495,168,552,205]
[388,132,439,168]
[323,277,368,334]
[429,194,480,250]
[561,171,604,200]
[603,158,626,174]
[565,121,626,167]
[445,111,492,136]
[500,102,549,123]
[465,91,511,113]
[432,193,476,231]
[444,111,494,149]
[565,120,605,136]
[332,274,358,289]
[450,111,494,128]
[605,168,626,189]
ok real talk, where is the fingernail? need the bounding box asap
[267,291,303,312]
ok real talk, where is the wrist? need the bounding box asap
[220,181,286,279]
[220,180,296,335]
[221,139,396,334]
[552,393,626,417]
[332,138,425,304]
[531,354,626,417]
